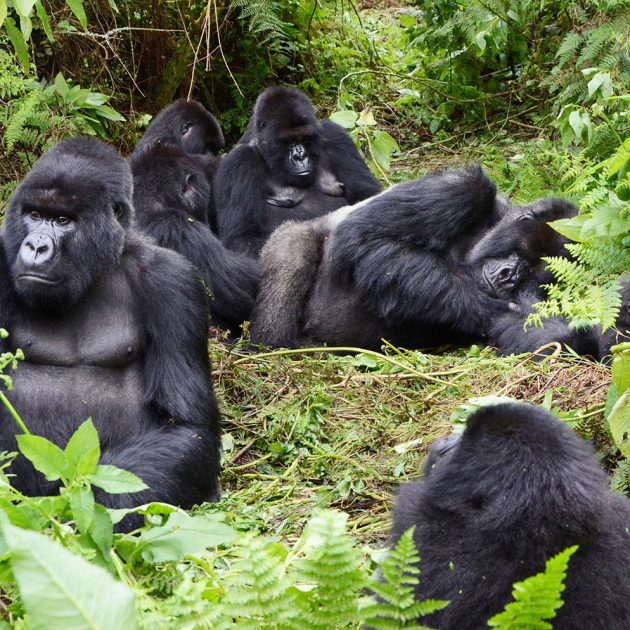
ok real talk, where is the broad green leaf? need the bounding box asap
[475,30,487,52]
[67,485,94,532]
[53,72,70,97]
[65,0,87,28]
[0,0,7,28]
[607,389,630,459]
[93,104,125,121]
[371,130,399,172]
[132,511,237,563]
[19,13,32,40]
[5,17,30,70]
[549,215,588,243]
[568,109,585,140]
[329,110,358,129]
[89,504,113,559]
[612,342,630,395]
[108,501,178,525]
[35,1,53,41]
[64,419,100,478]
[3,522,137,629]
[581,196,628,239]
[16,435,68,481]
[90,464,147,494]
[85,92,108,106]
[13,0,36,18]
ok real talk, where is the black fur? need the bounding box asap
[215,87,381,256]
[0,138,221,526]
[130,142,259,331]
[251,166,597,355]
[390,402,630,629]
[135,99,224,229]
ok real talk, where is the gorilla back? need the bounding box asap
[391,403,630,629]
[0,138,221,516]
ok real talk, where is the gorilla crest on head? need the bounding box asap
[248,87,323,187]
[4,138,133,311]
[137,98,225,156]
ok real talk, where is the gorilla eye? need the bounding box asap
[29,210,42,221]
[181,122,193,135]
[498,269,510,280]
[55,216,72,226]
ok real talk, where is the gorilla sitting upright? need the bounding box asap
[389,402,630,628]
[215,87,382,257]
[250,165,596,355]
[0,138,221,520]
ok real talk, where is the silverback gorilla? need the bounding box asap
[250,165,597,355]
[130,141,259,331]
[215,87,382,256]
[390,402,630,628]
[0,138,221,520]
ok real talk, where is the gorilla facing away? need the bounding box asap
[0,138,221,524]
[250,165,595,354]
[130,141,259,331]
[215,86,382,257]
[390,402,630,629]
[134,99,225,229]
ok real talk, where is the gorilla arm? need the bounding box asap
[138,210,259,329]
[99,238,221,508]
[320,119,382,203]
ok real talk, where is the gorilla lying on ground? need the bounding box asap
[389,402,630,629]
[135,98,225,229]
[215,87,382,257]
[250,165,597,355]
[0,138,221,524]
[130,141,259,331]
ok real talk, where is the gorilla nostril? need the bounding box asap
[19,234,55,266]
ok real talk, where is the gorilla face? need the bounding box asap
[4,139,129,311]
[141,99,225,156]
[481,253,530,299]
[251,87,323,187]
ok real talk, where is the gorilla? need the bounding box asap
[134,99,225,229]
[0,138,221,521]
[250,165,595,354]
[214,87,382,257]
[389,402,630,628]
[129,141,259,331]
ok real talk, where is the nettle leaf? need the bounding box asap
[329,110,358,130]
[67,485,95,533]
[581,196,627,239]
[2,522,138,629]
[89,504,113,559]
[90,465,147,494]
[371,130,399,172]
[131,511,237,563]
[549,215,588,243]
[358,108,376,126]
[64,419,101,478]
[16,435,68,481]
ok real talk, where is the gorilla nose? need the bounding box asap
[19,234,55,267]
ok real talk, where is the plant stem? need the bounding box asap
[0,391,30,434]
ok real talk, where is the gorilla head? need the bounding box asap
[4,138,132,311]
[465,198,577,300]
[247,87,323,187]
[138,98,225,156]
[391,402,630,628]
[130,142,211,223]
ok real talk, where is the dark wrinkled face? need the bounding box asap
[481,253,529,299]
[5,170,126,312]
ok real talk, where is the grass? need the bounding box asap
[206,336,611,548]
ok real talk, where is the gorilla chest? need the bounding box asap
[10,274,143,368]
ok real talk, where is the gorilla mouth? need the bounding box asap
[18,274,63,286]
[289,168,311,177]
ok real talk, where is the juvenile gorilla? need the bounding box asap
[215,87,382,256]
[251,165,590,353]
[130,142,259,331]
[135,99,225,229]
[0,138,221,517]
[390,402,630,628]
